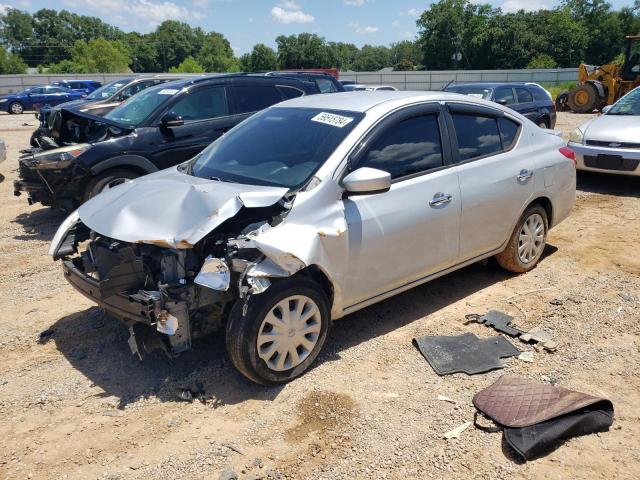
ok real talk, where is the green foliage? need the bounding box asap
[196,32,237,72]
[240,43,278,71]
[0,46,27,73]
[353,45,392,71]
[168,56,205,73]
[276,33,332,69]
[526,54,558,69]
[70,38,130,73]
[47,59,88,74]
[391,40,422,70]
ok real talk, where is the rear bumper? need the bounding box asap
[569,142,640,176]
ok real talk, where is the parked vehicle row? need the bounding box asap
[43,89,576,384]
[0,85,86,114]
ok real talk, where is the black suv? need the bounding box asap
[263,71,345,93]
[15,74,321,210]
[444,82,556,129]
[32,75,183,147]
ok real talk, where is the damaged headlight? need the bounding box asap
[49,209,80,258]
[30,143,91,170]
[194,256,230,291]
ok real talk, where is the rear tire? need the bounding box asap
[83,168,139,203]
[567,84,598,113]
[225,276,331,385]
[495,204,548,273]
[9,102,24,114]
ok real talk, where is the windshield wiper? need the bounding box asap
[209,176,234,183]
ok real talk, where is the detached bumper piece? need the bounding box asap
[14,160,78,210]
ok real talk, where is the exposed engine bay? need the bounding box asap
[56,196,297,358]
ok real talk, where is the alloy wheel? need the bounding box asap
[257,295,322,372]
[517,213,545,264]
[10,103,23,114]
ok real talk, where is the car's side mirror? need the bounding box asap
[496,98,508,105]
[342,167,391,195]
[161,113,184,128]
[601,105,612,114]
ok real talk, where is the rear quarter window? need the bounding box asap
[531,86,551,102]
[231,85,284,114]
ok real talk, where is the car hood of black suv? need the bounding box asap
[75,166,289,248]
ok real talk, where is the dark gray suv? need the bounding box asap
[445,82,556,129]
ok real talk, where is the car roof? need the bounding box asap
[144,73,317,90]
[447,82,535,89]
[277,90,484,113]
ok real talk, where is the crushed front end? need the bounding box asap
[51,195,296,359]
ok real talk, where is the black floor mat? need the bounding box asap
[413,332,520,375]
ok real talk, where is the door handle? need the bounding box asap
[517,169,534,182]
[429,192,452,207]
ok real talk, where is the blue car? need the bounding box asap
[52,79,102,95]
[0,85,85,115]
[444,82,556,129]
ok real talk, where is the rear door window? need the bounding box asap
[230,85,284,114]
[494,87,515,105]
[277,85,305,99]
[451,114,502,161]
[357,114,444,180]
[515,87,534,103]
[169,86,229,121]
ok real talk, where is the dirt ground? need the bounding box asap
[0,110,639,480]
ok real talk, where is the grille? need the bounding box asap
[583,155,640,172]
[586,140,640,149]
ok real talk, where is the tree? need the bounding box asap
[241,43,278,71]
[526,53,558,68]
[327,42,360,70]
[0,46,27,73]
[169,56,205,73]
[276,33,332,69]
[47,59,88,74]
[390,40,422,70]
[196,32,237,72]
[124,32,159,72]
[353,45,391,71]
[48,38,130,73]
[154,20,202,70]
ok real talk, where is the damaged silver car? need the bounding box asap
[50,92,576,384]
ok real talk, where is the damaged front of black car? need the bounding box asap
[14,109,134,210]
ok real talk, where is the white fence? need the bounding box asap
[339,68,578,90]
[0,69,579,94]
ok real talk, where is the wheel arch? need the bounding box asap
[89,155,159,176]
[293,264,335,309]
[529,196,553,227]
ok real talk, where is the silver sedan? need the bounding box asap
[50,91,576,384]
[569,87,640,176]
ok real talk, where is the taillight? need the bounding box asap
[559,146,576,166]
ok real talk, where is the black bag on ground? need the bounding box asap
[473,375,614,461]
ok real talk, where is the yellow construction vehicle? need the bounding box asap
[558,35,640,113]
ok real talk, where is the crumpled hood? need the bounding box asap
[583,114,640,143]
[78,167,289,248]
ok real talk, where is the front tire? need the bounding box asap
[568,84,598,113]
[225,276,331,385]
[83,168,139,203]
[9,102,24,114]
[495,204,548,273]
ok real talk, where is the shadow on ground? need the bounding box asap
[577,171,640,198]
[12,206,65,241]
[44,248,557,408]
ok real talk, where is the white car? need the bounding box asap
[568,86,640,176]
[345,84,398,92]
[50,91,576,384]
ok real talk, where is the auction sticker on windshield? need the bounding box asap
[158,89,179,95]
[311,112,354,128]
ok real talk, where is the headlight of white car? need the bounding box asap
[30,143,91,170]
[49,209,80,258]
[569,128,584,144]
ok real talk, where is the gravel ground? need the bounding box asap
[0,111,639,480]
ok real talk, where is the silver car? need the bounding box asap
[569,86,640,176]
[49,92,576,384]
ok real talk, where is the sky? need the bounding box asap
[0,0,635,54]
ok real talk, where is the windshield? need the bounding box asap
[608,88,640,115]
[189,107,364,188]
[104,84,179,127]
[86,79,130,100]
[448,86,493,99]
